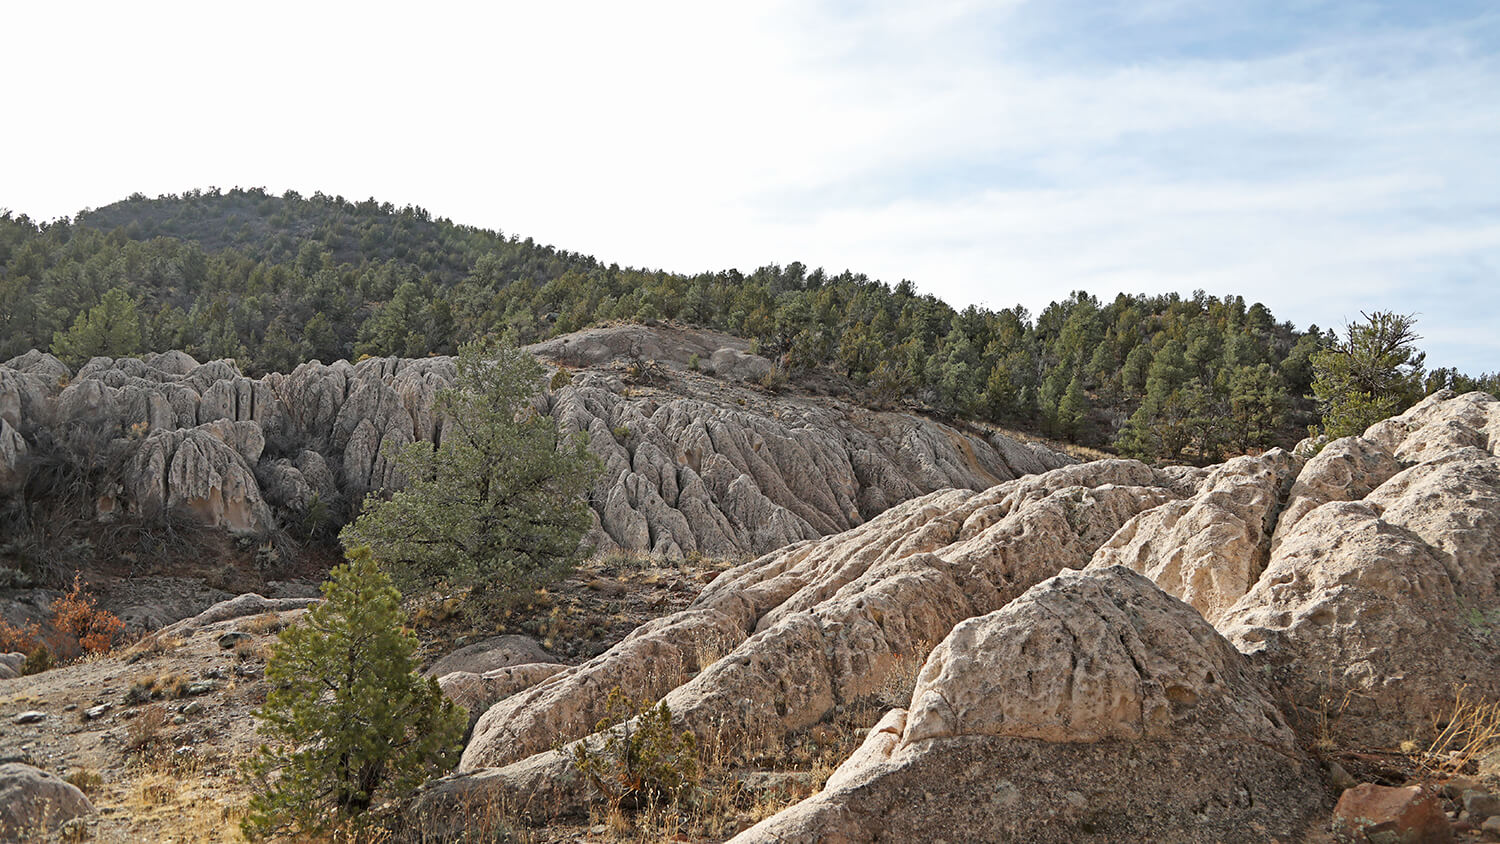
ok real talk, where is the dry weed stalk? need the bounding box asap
[1416,685,1500,778]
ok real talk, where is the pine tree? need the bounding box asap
[241,547,464,840]
[341,339,601,598]
[1311,311,1426,439]
[50,287,143,366]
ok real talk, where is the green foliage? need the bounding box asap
[1311,311,1426,439]
[12,193,1489,457]
[341,339,601,597]
[50,287,143,366]
[571,688,700,813]
[241,547,464,840]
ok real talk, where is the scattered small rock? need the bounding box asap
[12,711,45,725]
[1332,783,1453,844]
[1465,790,1500,823]
[217,631,251,649]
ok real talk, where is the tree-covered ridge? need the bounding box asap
[0,187,1487,462]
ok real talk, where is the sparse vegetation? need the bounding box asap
[571,688,700,815]
[49,571,125,657]
[1415,686,1500,779]
[64,767,104,795]
[341,339,601,606]
[240,546,464,840]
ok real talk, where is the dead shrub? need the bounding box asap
[1416,685,1500,778]
[126,704,169,755]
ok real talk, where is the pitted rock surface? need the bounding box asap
[727,568,1325,844]
[2,327,1073,555]
[454,460,1178,798]
[1087,449,1301,623]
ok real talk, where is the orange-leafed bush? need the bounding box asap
[0,618,41,654]
[50,573,125,656]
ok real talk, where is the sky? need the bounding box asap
[3,1,1497,373]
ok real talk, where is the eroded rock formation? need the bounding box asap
[0,326,1073,560]
[731,568,1326,843]
[419,390,1500,839]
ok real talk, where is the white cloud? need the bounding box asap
[2,0,1496,371]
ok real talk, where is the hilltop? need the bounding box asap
[0,187,1374,460]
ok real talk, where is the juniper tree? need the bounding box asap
[1311,311,1426,439]
[241,547,464,840]
[340,338,601,599]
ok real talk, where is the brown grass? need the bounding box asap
[124,632,186,660]
[1415,686,1500,779]
[128,670,190,704]
[238,611,286,636]
[125,705,169,755]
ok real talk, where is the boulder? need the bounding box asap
[0,763,94,838]
[1332,783,1452,844]
[437,663,569,734]
[1088,449,1301,623]
[123,423,273,531]
[157,593,320,637]
[424,635,557,678]
[1220,392,1500,747]
[730,567,1327,843]
[457,460,1177,796]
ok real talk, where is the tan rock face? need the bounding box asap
[902,566,1293,746]
[729,568,1324,844]
[455,461,1178,806]
[1088,449,1302,623]
[1220,391,1500,746]
[2,327,1071,550]
[437,663,568,734]
[1270,435,1402,551]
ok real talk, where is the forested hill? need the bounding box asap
[0,187,1466,462]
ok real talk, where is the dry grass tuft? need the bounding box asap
[64,767,104,795]
[1415,685,1500,778]
[125,632,187,661]
[238,612,286,636]
[127,670,190,704]
[125,704,169,755]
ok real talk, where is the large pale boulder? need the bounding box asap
[1088,449,1301,623]
[730,567,1326,844]
[438,663,569,734]
[455,460,1178,807]
[1270,435,1403,550]
[0,763,95,838]
[124,423,273,531]
[423,635,556,678]
[1224,487,1500,746]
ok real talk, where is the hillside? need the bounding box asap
[0,324,1073,610]
[0,187,1372,460]
[7,390,1500,842]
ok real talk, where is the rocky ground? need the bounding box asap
[416,389,1500,843]
[0,554,736,843]
[7,330,1500,842]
